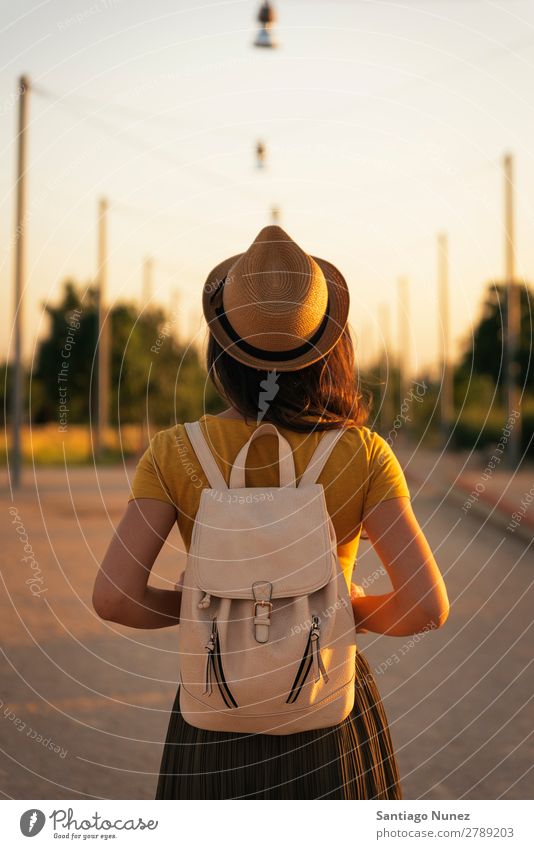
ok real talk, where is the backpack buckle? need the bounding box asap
[252,581,273,644]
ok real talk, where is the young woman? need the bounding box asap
[92,225,449,800]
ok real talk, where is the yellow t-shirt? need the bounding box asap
[128,414,410,582]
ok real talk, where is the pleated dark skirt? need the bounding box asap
[156,651,402,800]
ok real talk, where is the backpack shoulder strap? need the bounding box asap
[184,421,228,490]
[298,428,346,488]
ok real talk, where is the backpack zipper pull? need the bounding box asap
[198,592,212,609]
[310,616,329,684]
[203,619,217,696]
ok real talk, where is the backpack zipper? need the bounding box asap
[203,617,238,708]
[286,615,329,704]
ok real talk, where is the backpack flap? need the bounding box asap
[189,484,334,601]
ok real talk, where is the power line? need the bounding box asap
[32,83,262,201]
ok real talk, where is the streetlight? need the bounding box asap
[254,2,278,49]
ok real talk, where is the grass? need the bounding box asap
[0,424,147,466]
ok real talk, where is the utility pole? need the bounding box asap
[139,256,155,454]
[10,75,30,490]
[189,307,202,350]
[142,256,154,307]
[378,303,393,433]
[503,153,521,469]
[437,233,453,442]
[95,197,110,461]
[397,277,410,410]
[361,321,374,372]
[170,287,180,316]
[170,287,181,342]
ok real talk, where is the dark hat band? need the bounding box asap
[212,277,331,363]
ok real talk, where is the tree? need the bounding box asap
[31,280,224,427]
[32,281,98,423]
[456,281,533,394]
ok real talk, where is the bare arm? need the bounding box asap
[352,497,449,636]
[92,498,181,629]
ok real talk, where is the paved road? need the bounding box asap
[1,461,532,799]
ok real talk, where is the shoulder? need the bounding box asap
[146,419,232,465]
[145,424,183,463]
[337,425,382,459]
[327,427,404,483]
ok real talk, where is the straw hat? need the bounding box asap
[202,225,350,372]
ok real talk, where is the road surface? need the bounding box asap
[1,462,532,799]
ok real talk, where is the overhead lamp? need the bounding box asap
[256,140,267,168]
[254,2,278,49]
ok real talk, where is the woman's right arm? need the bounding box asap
[351,496,449,636]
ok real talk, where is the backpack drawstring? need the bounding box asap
[310,616,329,684]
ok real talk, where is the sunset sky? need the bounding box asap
[1,0,534,376]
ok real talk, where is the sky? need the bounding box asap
[1,0,534,376]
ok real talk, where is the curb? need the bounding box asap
[451,479,534,546]
[404,469,533,547]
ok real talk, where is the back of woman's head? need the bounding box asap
[206,326,370,432]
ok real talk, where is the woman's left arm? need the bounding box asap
[92,498,181,629]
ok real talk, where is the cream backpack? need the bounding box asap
[177,421,357,735]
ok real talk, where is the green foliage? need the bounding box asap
[450,280,534,456]
[456,281,533,391]
[32,281,98,423]
[5,278,532,460]
[28,279,224,427]
[453,373,498,411]
[451,404,534,457]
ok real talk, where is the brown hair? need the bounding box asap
[206,325,371,432]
